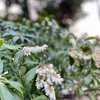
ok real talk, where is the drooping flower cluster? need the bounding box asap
[23,44,48,56]
[92,49,100,68]
[36,64,63,100]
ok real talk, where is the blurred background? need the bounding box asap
[0,0,100,37]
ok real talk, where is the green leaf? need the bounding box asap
[14,50,24,66]
[84,36,96,40]
[69,55,74,65]
[96,77,100,83]
[65,83,74,89]
[31,53,40,63]
[6,80,24,98]
[0,83,16,100]
[33,95,48,100]
[3,44,21,50]
[76,87,84,98]
[9,90,22,100]
[20,36,24,42]
[0,38,4,47]
[89,92,96,100]
[13,36,19,43]
[93,70,100,74]
[84,74,92,85]
[0,60,3,74]
[93,78,98,88]
[24,66,38,84]
[23,61,38,65]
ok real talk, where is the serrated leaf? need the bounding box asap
[24,66,38,84]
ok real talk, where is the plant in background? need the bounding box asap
[57,34,100,99]
[0,38,63,100]
[92,49,100,68]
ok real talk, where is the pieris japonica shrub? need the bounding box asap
[58,34,100,99]
[0,39,63,100]
[0,18,100,99]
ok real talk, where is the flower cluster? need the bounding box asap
[36,64,63,100]
[69,49,91,60]
[23,44,48,56]
[92,49,100,68]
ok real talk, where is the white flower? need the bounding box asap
[36,82,42,89]
[57,78,63,84]
[31,44,48,53]
[23,47,31,56]
[49,64,53,69]
[22,44,48,56]
[36,77,44,89]
[45,86,56,100]
[51,73,63,85]
[49,92,56,100]
[47,78,52,85]
[36,63,63,100]
[38,69,47,76]
[43,82,49,89]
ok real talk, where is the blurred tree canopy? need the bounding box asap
[41,0,84,27]
[1,0,90,26]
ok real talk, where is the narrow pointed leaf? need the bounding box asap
[14,50,24,66]
[24,66,38,84]
[0,84,16,100]
[4,44,21,50]
[0,60,3,74]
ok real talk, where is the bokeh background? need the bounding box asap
[0,0,100,37]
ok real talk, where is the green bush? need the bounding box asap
[0,18,100,99]
[0,39,63,100]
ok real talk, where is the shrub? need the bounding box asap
[0,39,63,100]
[0,18,100,99]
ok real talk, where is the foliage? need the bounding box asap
[0,18,100,99]
[0,36,63,100]
[0,39,43,100]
